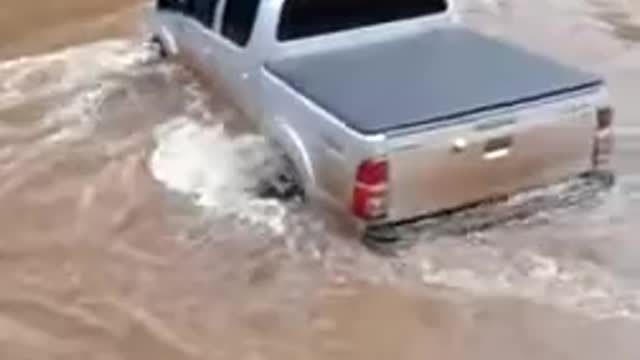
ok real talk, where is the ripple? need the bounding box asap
[407,246,640,320]
[0,39,157,112]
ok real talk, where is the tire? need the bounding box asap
[257,154,305,202]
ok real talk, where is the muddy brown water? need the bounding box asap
[1,0,640,359]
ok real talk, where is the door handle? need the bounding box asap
[484,135,513,160]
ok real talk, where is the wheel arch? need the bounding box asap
[267,119,317,191]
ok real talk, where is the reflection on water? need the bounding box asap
[0,0,640,359]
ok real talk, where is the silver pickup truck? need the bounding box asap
[148,0,615,244]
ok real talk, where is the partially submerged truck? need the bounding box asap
[148,0,615,244]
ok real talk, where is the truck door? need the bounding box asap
[177,0,262,120]
[188,0,219,27]
[176,0,220,74]
[208,0,262,120]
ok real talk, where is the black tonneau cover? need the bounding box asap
[266,28,603,134]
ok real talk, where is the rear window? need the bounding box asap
[278,0,448,41]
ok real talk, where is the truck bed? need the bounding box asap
[266,28,603,134]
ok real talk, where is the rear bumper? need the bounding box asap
[365,168,615,232]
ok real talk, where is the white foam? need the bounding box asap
[149,117,287,235]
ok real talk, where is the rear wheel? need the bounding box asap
[257,154,305,202]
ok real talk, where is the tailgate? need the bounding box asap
[385,91,600,222]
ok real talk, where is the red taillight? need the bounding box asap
[593,106,614,168]
[352,158,389,220]
[356,159,388,185]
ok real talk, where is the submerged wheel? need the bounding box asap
[257,154,305,202]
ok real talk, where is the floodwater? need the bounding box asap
[0,0,639,359]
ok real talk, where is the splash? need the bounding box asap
[149,117,288,235]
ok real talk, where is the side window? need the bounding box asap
[191,0,220,27]
[157,0,189,12]
[221,0,260,47]
[278,0,449,41]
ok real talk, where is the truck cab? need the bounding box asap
[150,0,456,119]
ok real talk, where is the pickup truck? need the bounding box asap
[148,0,615,244]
